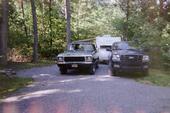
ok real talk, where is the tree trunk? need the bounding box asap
[0,0,9,65]
[166,1,170,21]
[49,0,53,53]
[125,0,130,40]
[41,0,45,39]
[20,0,28,37]
[76,0,81,39]
[65,0,71,49]
[159,0,164,16]
[30,0,38,63]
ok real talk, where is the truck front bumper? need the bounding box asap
[111,62,149,72]
[57,62,93,69]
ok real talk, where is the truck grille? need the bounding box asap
[121,55,143,66]
[64,57,85,62]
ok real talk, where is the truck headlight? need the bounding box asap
[85,56,93,62]
[142,55,149,62]
[112,55,120,61]
[58,57,64,62]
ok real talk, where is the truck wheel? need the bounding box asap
[96,62,99,69]
[89,65,96,75]
[60,68,67,74]
[108,62,114,76]
[113,70,118,76]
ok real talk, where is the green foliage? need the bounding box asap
[161,52,170,68]
[8,0,66,59]
[161,23,170,68]
[71,1,124,40]
[161,23,170,46]
[7,0,170,68]
[7,0,126,60]
[115,0,170,69]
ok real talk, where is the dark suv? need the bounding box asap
[56,41,99,74]
[109,42,149,76]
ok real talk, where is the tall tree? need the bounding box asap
[65,0,71,49]
[165,0,170,21]
[19,0,28,37]
[49,0,53,51]
[117,0,132,39]
[30,0,38,62]
[160,0,165,16]
[0,0,9,65]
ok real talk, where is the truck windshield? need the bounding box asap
[69,44,94,52]
[113,42,131,50]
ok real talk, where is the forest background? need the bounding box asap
[0,0,170,69]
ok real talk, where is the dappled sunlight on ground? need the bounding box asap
[1,89,82,103]
[93,75,113,82]
[26,74,115,88]
[1,65,170,113]
[32,73,55,79]
[38,74,53,77]
[26,84,36,88]
[58,77,92,83]
[40,75,114,86]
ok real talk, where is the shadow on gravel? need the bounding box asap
[115,72,148,79]
[59,69,92,76]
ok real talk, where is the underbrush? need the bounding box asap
[136,69,170,87]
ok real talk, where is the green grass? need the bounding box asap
[0,60,55,98]
[0,60,53,98]
[0,75,33,98]
[136,69,170,87]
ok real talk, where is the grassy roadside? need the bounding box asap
[0,75,33,99]
[0,60,55,99]
[136,69,170,87]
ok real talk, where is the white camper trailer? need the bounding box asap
[96,35,121,63]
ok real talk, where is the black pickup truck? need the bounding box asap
[56,41,99,74]
[109,41,150,76]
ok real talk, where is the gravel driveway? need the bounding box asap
[0,64,170,113]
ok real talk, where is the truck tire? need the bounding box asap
[60,68,67,74]
[96,62,99,69]
[89,64,96,75]
[112,70,118,76]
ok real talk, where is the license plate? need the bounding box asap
[129,56,134,59]
[72,64,78,68]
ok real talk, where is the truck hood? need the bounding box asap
[58,50,93,57]
[113,49,144,56]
